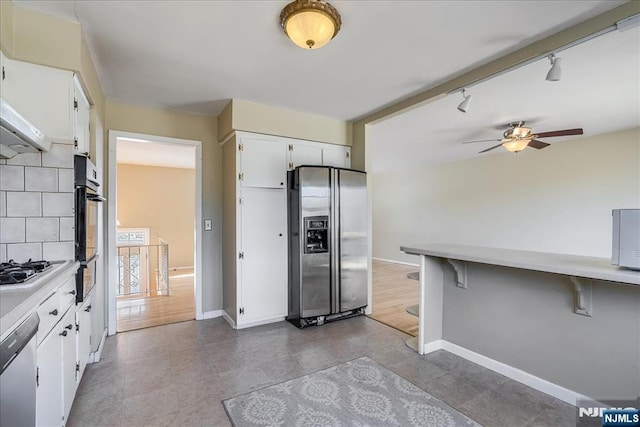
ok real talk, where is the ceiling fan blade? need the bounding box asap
[527,139,550,149]
[479,143,504,153]
[462,139,501,144]
[535,128,583,138]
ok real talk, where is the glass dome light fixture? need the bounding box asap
[280,0,342,50]
[502,139,531,152]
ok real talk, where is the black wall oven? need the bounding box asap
[74,154,104,303]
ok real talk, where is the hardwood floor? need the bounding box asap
[369,259,420,336]
[116,269,195,332]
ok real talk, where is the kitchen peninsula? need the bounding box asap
[400,243,640,405]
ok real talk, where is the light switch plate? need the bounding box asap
[204,219,212,231]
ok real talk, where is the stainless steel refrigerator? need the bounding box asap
[287,166,368,328]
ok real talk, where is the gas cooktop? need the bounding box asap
[0,260,52,286]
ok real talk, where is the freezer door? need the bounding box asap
[336,169,368,311]
[298,167,332,318]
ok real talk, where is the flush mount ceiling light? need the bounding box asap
[280,0,342,50]
[546,53,562,81]
[457,88,472,113]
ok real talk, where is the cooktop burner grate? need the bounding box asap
[0,259,52,286]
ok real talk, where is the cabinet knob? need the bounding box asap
[49,309,58,316]
[69,290,76,295]
[85,305,92,312]
[280,182,284,186]
[59,330,68,337]
[65,324,73,330]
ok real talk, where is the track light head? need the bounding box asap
[546,53,562,81]
[457,89,472,113]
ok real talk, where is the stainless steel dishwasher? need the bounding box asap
[0,312,39,427]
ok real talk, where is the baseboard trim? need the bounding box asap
[430,340,591,406]
[202,310,223,320]
[89,328,108,363]
[372,257,419,267]
[222,310,236,328]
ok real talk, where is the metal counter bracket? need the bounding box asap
[446,259,467,288]
[570,276,592,317]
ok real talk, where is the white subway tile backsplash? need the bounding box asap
[26,218,59,242]
[58,169,74,192]
[7,152,42,166]
[0,244,6,262]
[0,218,26,243]
[7,242,42,263]
[42,193,73,216]
[0,165,25,191]
[43,241,74,261]
[60,217,75,241]
[42,144,74,168]
[0,191,5,216]
[25,167,58,192]
[6,192,41,217]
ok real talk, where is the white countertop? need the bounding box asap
[0,260,78,339]
[400,243,640,286]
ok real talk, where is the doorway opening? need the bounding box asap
[107,131,202,334]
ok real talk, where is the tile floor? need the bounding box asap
[68,316,576,427]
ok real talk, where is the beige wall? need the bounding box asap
[373,128,640,262]
[219,99,351,146]
[117,164,195,268]
[105,100,221,312]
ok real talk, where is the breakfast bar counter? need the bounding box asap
[399,243,640,403]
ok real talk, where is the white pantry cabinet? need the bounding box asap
[0,52,91,154]
[222,131,350,329]
[76,293,93,381]
[61,307,77,422]
[36,320,63,427]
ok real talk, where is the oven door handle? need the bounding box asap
[87,194,106,202]
[87,178,101,188]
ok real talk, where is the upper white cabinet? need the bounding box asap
[289,141,323,169]
[1,53,90,153]
[239,134,288,188]
[322,144,351,168]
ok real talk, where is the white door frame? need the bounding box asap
[107,130,203,335]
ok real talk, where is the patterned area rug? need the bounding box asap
[223,356,481,426]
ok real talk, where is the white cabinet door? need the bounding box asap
[73,77,91,155]
[1,57,74,143]
[77,294,92,381]
[240,137,288,188]
[61,308,77,422]
[323,145,351,168]
[290,143,322,169]
[36,327,63,427]
[239,188,287,324]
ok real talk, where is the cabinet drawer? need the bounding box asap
[36,291,61,344]
[58,277,76,309]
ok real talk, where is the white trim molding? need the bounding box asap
[107,130,203,333]
[202,310,223,320]
[423,339,592,406]
[222,310,236,329]
[89,328,108,363]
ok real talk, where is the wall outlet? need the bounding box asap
[204,219,212,231]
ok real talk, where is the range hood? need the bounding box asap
[0,98,52,159]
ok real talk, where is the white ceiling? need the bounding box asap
[117,138,195,169]
[14,0,627,121]
[14,1,637,173]
[369,25,640,172]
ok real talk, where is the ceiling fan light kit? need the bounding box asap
[280,0,342,49]
[546,53,562,81]
[457,88,472,113]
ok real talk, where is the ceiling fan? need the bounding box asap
[463,121,584,153]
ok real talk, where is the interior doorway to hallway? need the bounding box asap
[107,132,202,334]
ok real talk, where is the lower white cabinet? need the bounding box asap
[77,293,92,381]
[34,276,93,426]
[61,308,77,422]
[238,188,288,325]
[36,323,64,427]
